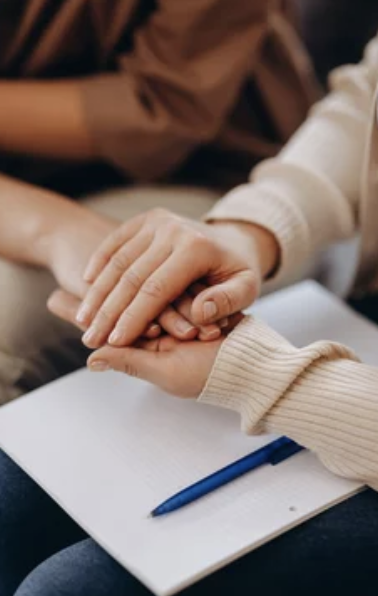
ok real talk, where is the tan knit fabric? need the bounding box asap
[200,317,378,491]
[206,32,378,290]
[201,32,378,491]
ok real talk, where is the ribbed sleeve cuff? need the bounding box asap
[265,357,378,486]
[198,316,358,435]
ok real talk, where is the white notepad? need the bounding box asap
[0,281,375,595]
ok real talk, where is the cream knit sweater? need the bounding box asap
[200,33,378,491]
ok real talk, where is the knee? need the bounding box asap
[0,450,43,527]
[0,258,55,356]
[0,451,47,595]
[15,540,141,596]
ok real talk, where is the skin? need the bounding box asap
[0,173,278,346]
[76,209,278,349]
[49,289,245,398]
[0,81,279,347]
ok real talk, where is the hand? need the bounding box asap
[90,334,223,398]
[45,209,119,300]
[76,209,274,349]
[49,284,226,342]
[48,271,224,344]
[44,205,223,341]
[48,290,238,398]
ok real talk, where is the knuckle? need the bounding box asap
[122,361,139,378]
[185,231,211,252]
[162,220,181,236]
[148,207,169,221]
[91,254,107,270]
[119,309,135,327]
[243,270,259,299]
[112,226,127,243]
[96,307,114,325]
[110,252,130,274]
[149,210,185,235]
[217,289,236,314]
[159,308,176,326]
[107,224,125,244]
[141,277,165,300]
[121,268,143,291]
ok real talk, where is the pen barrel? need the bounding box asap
[152,437,296,516]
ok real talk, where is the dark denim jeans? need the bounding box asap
[0,448,377,596]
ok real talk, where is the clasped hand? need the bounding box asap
[49,208,264,397]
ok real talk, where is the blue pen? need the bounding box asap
[151,436,304,517]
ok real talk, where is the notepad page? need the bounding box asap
[0,281,373,596]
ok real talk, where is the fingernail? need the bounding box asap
[175,319,196,336]
[219,318,229,328]
[82,328,99,347]
[76,304,91,324]
[203,301,217,321]
[145,324,161,339]
[109,328,124,345]
[83,268,93,283]
[200,327,221,340]
[89,360,110,372]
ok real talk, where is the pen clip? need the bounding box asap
[269,441,304,466]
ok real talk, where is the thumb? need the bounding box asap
[87,342,166,385]
[47,290,86,330]
[191,270,259,325]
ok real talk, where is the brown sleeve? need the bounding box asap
[79,0,269,180]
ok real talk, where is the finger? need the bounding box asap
[157,303,197,341]
[174,294,221,341]
[87,343,168,387]
[83,241,171,348]
[185,285,224,340]
[191,270,258,325]
[83,213,147,283]
[76,230,153,327]
[107,249,210,347]
[143,322,162,339]
[134,335,179,352]
[47,290,86,331]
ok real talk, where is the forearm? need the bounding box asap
[200,316,378,489]
[265,357,378,489]
[205,36,378,283]
[0,173,93,267]
[0,80,95,160]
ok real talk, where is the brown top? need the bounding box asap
[0,0,319,186]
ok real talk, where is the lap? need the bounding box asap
[2,448,378,596]
[83,184,219,222]
[188,489,378,596]
[0,450,85,596]
[14,539,148,596]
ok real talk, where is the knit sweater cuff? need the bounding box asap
[198,316,358,435]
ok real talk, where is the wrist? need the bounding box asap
[32,196,98,271]
[210,220,280,280]
[0,174,76,268]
